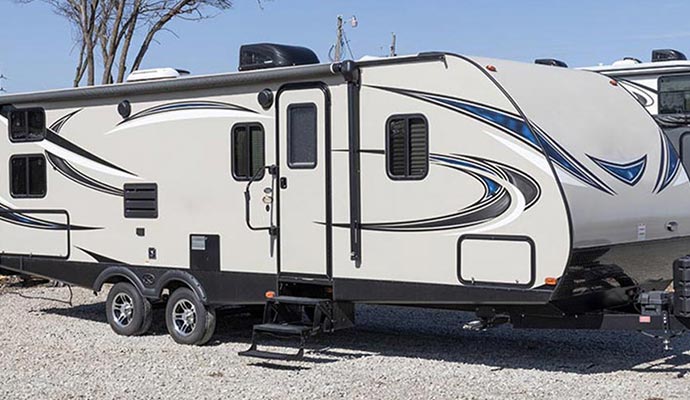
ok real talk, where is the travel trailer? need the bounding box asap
[583,49,690,177]
[1,44,690,360]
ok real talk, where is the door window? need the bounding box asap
[287,103,317,169]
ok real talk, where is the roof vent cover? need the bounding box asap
[239,43,319,71]
[125,68,190,82]
[652,49,687,63]
[534,58,568,68]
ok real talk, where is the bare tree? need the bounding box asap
[17,0,241,86]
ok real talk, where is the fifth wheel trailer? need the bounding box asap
[1,44,690,359]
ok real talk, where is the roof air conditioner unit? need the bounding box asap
[238,43,320,71]
[652,49,687,63]
[534,59,568,68]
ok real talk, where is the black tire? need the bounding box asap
[165,287,216,345]
[105,282,152,336]
[138,302,153,335]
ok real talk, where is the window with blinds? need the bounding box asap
[10,154,46,198]
[232,123,265,181]
[386,115,429,180]
[9,108,46,142]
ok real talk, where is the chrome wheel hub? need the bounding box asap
[112,293,135,328]
[172,299,197,337]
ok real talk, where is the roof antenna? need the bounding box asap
[390,32,397,57]
[332,15,358,62]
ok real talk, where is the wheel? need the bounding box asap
[165,287,216,345]
[106,282,152,336]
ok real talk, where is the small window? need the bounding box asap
[10,154,46,198]
[659,75,690,114]
[232,123,265,181]
[386,115,429,180]
[287,103,317,169]
[9,108,46,142]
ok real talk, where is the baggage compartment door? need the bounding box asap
[0,209,71,259]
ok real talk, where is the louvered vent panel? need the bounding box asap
[388,119,408,176]
[124,183,158,218]
[408,118,428,177]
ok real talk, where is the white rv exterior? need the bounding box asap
[2,47,690,349]
[583,50,690,189]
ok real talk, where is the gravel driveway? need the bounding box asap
[0,285,688,400]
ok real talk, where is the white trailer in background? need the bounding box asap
[1,44,690,359]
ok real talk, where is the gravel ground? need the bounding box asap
[0,286,689,400]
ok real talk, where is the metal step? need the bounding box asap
[238,347,304,361]
[239,295,334,361]
[270,296,330,306]
[239,323,314,361]
[253,323,313,336]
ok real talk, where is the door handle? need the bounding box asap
[244,165,277,233]
[280,177,288,189]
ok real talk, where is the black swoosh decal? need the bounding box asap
[367,85,615,195]
[47,110,127,197]
[77,246,127,264]
[50,109,83,133]
[344,192,511,232]
[0,203,101,231]
[44,130,136,177]
[328,151,540,232]
[120,100,258,125]
[46,152,124,197]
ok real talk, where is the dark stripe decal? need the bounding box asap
[119,100,258,125]
[368,85,616,195]
[654,130,681,194]
[47,110,126,197]
[330,151,540,232]
[51,109,83,133]
[0,203,101,231]
[77,247,127,264]
[616,78,658,95]
[44,130,136,177]
[46,152,124,197]
[616,79,657,108]
[588,154,647,186]
[531,125,615,195]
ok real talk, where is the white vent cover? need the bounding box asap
[125,68,190,83]
[611,58,641,67]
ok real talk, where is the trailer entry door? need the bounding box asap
[277,86,331,278]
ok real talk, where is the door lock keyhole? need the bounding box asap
[280,177,288,189]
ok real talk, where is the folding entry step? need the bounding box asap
[239,295,339,360]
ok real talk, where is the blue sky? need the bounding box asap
[3,0,690,93]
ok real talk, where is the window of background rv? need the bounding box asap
[386,115,429,180]
[10,154,46,198]
[659,75,690,114]
[232,123,265,181]
[8,108,46,142]
[287,103,317,169]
